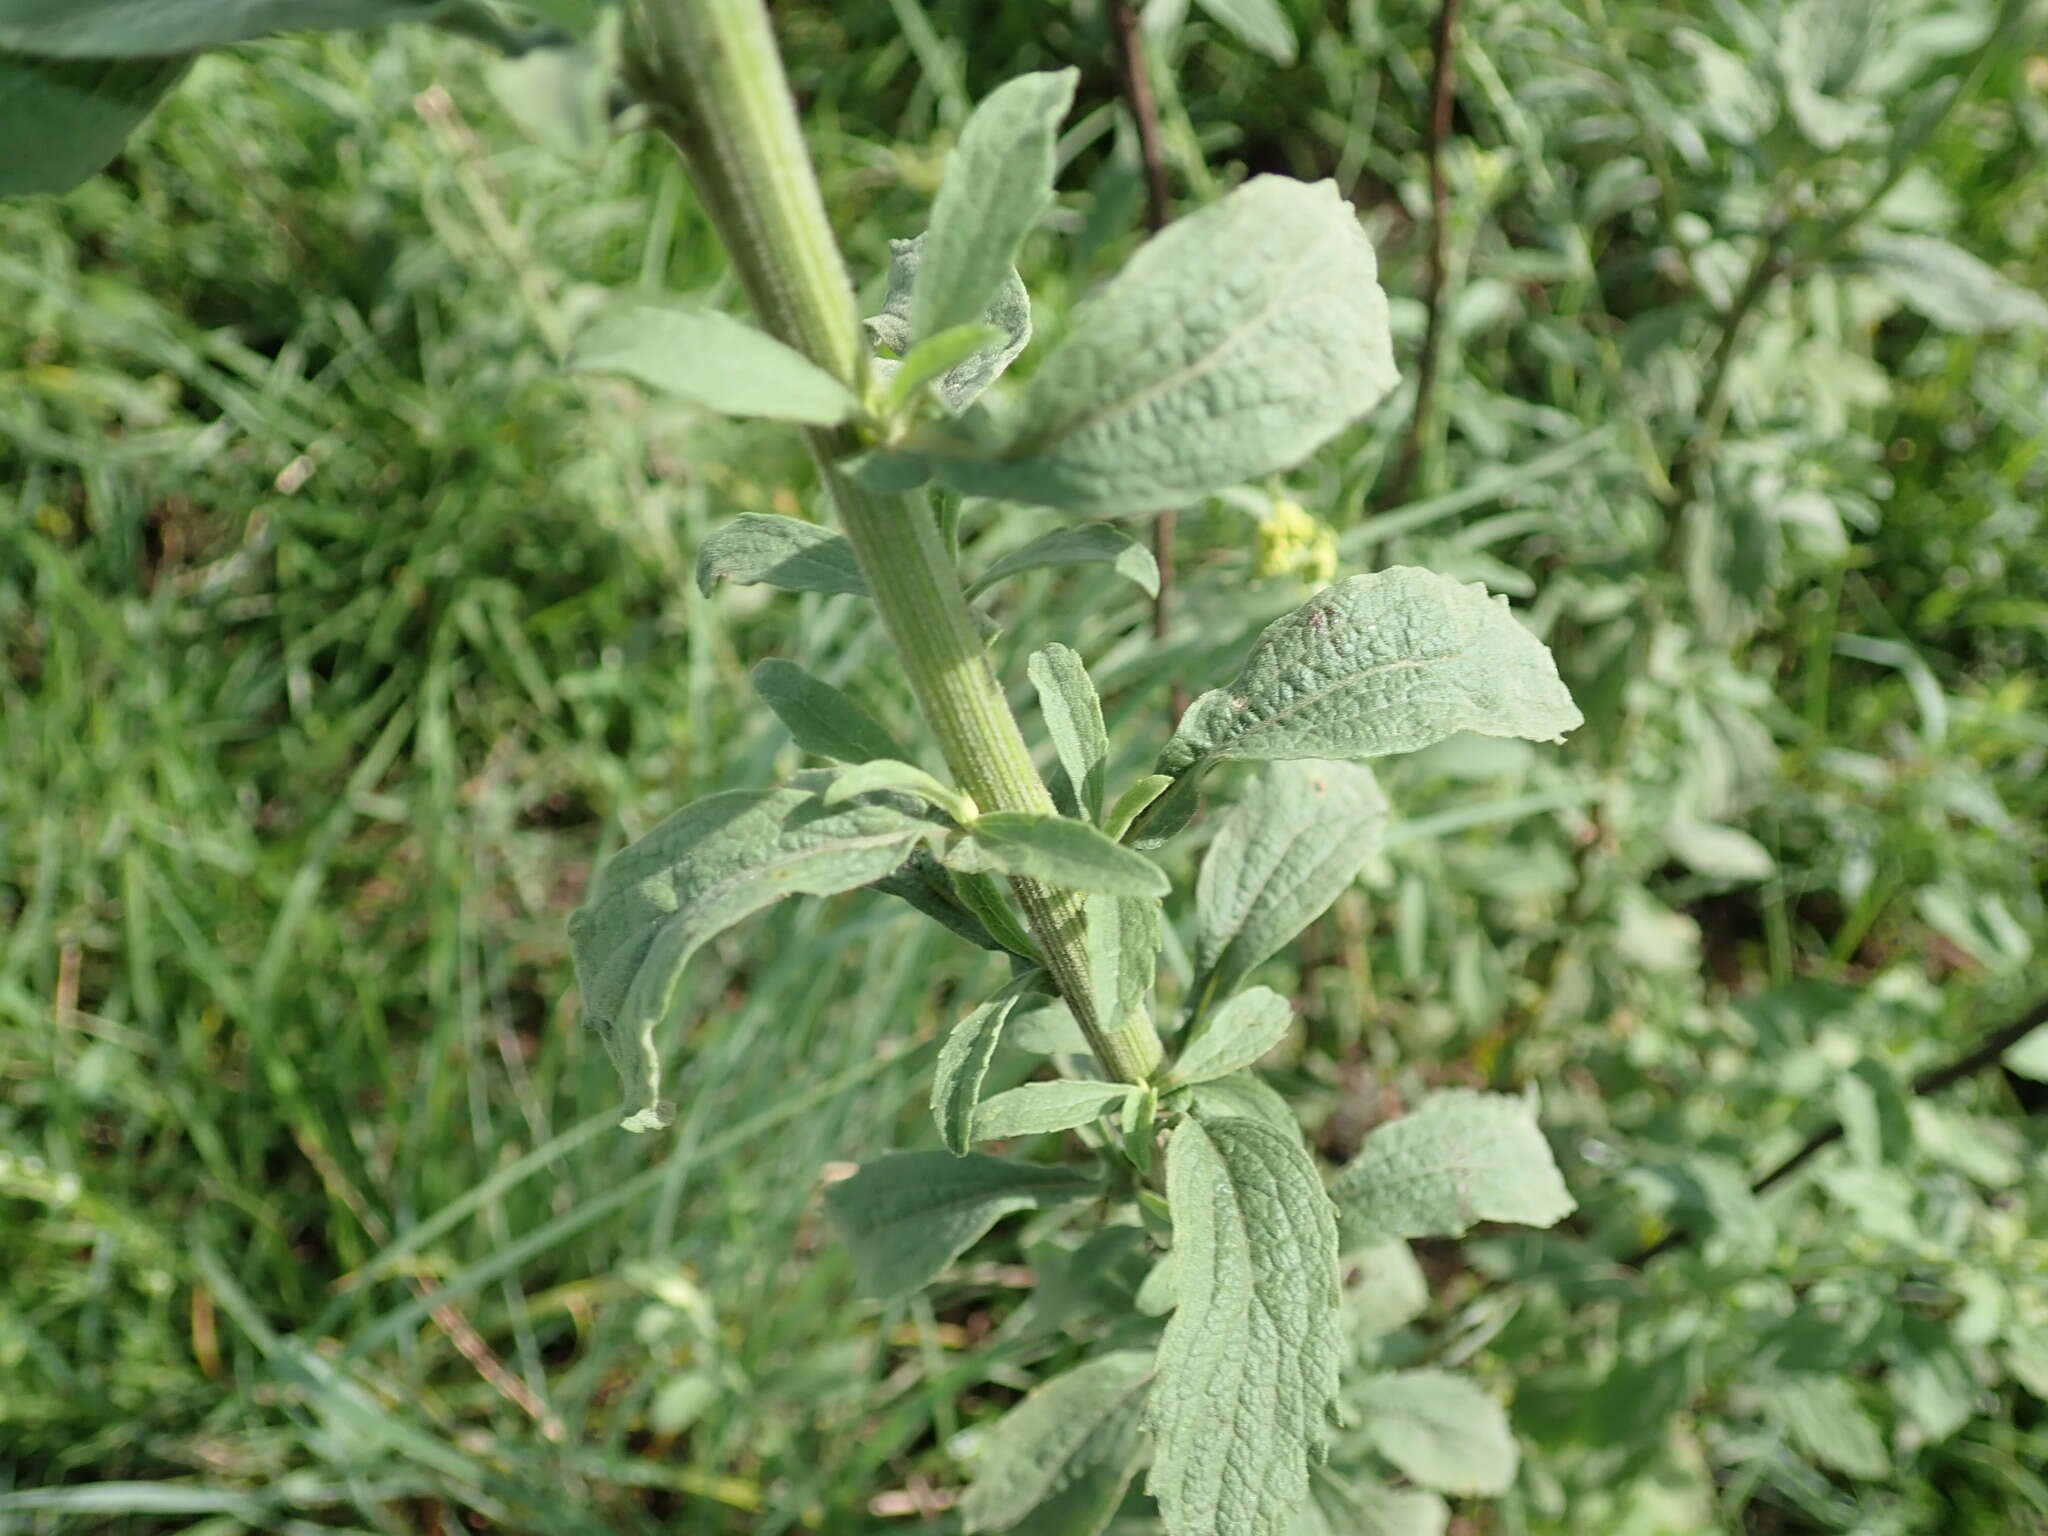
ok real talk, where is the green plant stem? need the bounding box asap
[627,0,1162,1085]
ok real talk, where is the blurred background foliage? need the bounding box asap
[2,0,2045,1531]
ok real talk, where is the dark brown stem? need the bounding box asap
[1625,993,2048,1267]
[1377,0,1460,509]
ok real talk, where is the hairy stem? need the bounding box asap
[629,0,1163,1084]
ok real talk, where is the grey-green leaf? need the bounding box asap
[932,982,1032,1155]
[879,322,1006,415]
[967,524,1161,599]
[1,50,187,196]
[696,514,868,599]
[827,759,974,823]
[752,659,906,764]
[822,1151,1095,1299]
[960,1351,1153,1536]
[569,787,928,1129]
[1859,232,2048,334]
[0,0,441,55]
[1185,1072,1301,1140]
[1168,986,1294,1088]
[1147,1116,1342,1536]
[1159,568,1581,785]
[1357,1370,1519,1496]
[572,303,861,426]
[870,848,1011,954]
[974,1079,1134,1142]
[1330,1089,1576,1245]
[866,233,1033,414]
[1084,895,1163,1049]
[947,812,1170,897]
[1030,644,1110,823]
[1295,1467,1448,1536]
[1195,760,1387,999]
[1194,0,1296,63]
[913,69,1076,343]
[932,177,1396,517]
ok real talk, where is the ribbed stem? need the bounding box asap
[629,0,1163,1085]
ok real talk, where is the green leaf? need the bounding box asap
[1342,1241,1430,1343]
[0,51,187,197]
[823,1151,1095,1299]
[947,869,1043,961]
[966,524,1161,600]
[1886,1316,1975,1443]
[1357,1370,1519,1496]
[1834,1058,1913,1166]
[695,514,868,599]
[1029,644,1109,823]
[913,69,1076,343]
[569,787,928,1129]
[826,760,975,824]
[572,304,861,425]
[931,981,1033,1155]
[2003,1023,2048,1083]
[1661,815,1775,881]
[1331,1089,1576,1244]
[870,848,1013,954]
[1295,1467,1448,1536]
[1193,0,1296,63]
[1168,986,1293,1088]
[878,322,1006,415]
[947,812,1170,897]
[1185,1072,1301,1140]
[866,234,1033,414]
[1194,761,1387,1000]
[974,1080,1135,1141]
[1008,995,1090,1055]
[752,659,906,765]
[932,177,1396,517]
[1083,895,1162,1047]
[1859,232,2048,334]
[960,1351,1153,1536]
[0,0,443,54]
[1157,570,1581,794]
[1758,1374,1889,1478]
[1146,1116,1342,1536]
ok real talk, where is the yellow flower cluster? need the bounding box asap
[1253,497,1338,585]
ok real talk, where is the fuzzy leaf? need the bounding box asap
[1859,232,2048,334]
[867,233,1033,414]
[1331,1090,1576,1244]
[573,304,861,425]
[870,848,1011,953]
[1295,1467,1448,1536]
[1030,644,1110,823]
[1194,0,1296,63]
[932,177,1396,516]
[1195,760,1387,999]
[0,0,442,54]
[826,759,974,823]
[752,659,906,765]
[1185,1072,1301,1140]
[569,787,927,1129]
[947,812,1170,897]
[1084,895,1163,1047]
[695,514,868,599]
[967,524,1161,599]
[1357,1370,1519,1496]
[1146,1116,1342,1536]
[823,1151,1095,1299]
[974,1080,1135,1141]
[1103,773,1174,842]
[960,1351,1153,1535]
[879,322,1006,414]
[1169,986,1294,1088]
[0,52,186,196]
[931,980,1033,1155]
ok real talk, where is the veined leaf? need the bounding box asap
[1147,1116,1341,1536]
[1195,760,1387,1000]
[947,812,1170,897]
[695,514,867,599]
[932,177,1396,516]
[960,1351,1153,1536]
[0,51,187,196]
[1167,986,1293,1088]
[823,1151,1095,1299]
[1185,1072,1300,1140]
[866,235,1033,415]
[966,524,1161,599]
[1084,895,1162,1048]
[0,0,443,55]
[1357,1370,1518,1496]
[1331,1089,1576,1244]
[878,322,1006,415]
[826,759,975,824]
[1193,0,1296,63]
[569,787,927,1129]
[572,303,861,425]
[932,980,1034,1155]
[913,69,1076,342]
[1030,644,1109,823]
[752,659,906,764]
[974,1079,1134,1142]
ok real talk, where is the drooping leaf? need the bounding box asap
[752,659,906,764]
[947,868,1044,960]
[695,514,868,599]
[0,50,187,196]
[1030,644,1109,823]
[1859,232,2048,334]
[1194,760,1387,1000]
[1331,1089,1576,1245]
[866,233,1033,414]
[572,303,861,425]
[1193,0,1296,63]
[931,980,1034,1155]
[947,812,1170,897]
[974,1079,1135,1141]
[569,787,928,1128]
[913,69,1076,343]
[1146,1116,1342,1536]
[966,524,1161,599]
[960,1351,1153,1536]
[1356,1370,1519,1496]
[0,0,442,55]
[824,1151,1096,1299]
[1168,986,1293,1088]
[931,177,1396,517]
[870,848,1012,954]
